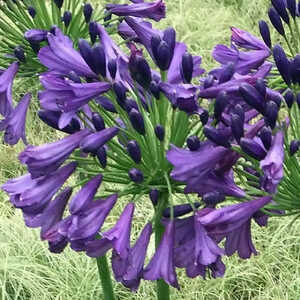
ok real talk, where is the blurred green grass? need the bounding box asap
[1,0,300,299]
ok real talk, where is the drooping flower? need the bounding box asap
[143,220,179,289]
[0,62,18,117]
[260,131,284,193]
[0,93,31,145]
[19,129,90,178]
[106,0,166,22]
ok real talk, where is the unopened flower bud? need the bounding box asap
[28,6,36,18]
[150,81,160,99]
[83,3,93,23]
[202,191,225,207]
[149,189,159,206]
[290,140,300,155]
[78,39,93,71]
[268,7,285,36]
[181,52,193,83]
[200,109,209,125]
[187,136,201,151]
[129,108,145,135]
[108,59,117,79]
[91,44,106,77]
[62,11,72,27]
[14,46,25,62]
[231,113,244,142]
[264,101,279,129]
[203,75,214,89]
[239,83,265,113]
[163,203,201,218]
[127,140,141,164]
[96,146,107,168]
[259,20,272,48]
[92,112,105,131]
[259,127,272,150]
[273,44,291,86]
[240,138,267,160]
[287,0,296,19]
[54,0,64,9]
[284,89,294,108]
[218,62,235,84]
[129,168,144,183]
[272,0,290,24]
[214,91,228,120]
[154,125,165,141]
[89,21,98,44]
[255,78,266,97]
[204,126,231,148]
[233,104,245,123]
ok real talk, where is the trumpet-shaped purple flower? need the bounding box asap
[38,28,96,77]
[0,93,31,145]
[19,129,89,178]
[0,62,18,117]
[107,0,166,22]
[3,162,77,215]
[86,203,134,258]
[143,220,179,289]
[260,131,284,193]
[112,223,152,291]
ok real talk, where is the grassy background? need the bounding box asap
[1,0,300,299]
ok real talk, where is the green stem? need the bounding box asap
[96,255,116,300]
[154,192,170,300]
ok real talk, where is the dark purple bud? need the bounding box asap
[113,82,127,109]
[259,127,272,150]
[108,59,117,79]
[214,91,228,120]
[89,21,98,44]
[129,50,152,89]
[259,20,272,48]
[204,126,231,148]
[124,99,138,113]
[272,0,290,24]
[218,62,235,84]
[264,101,279,129]
[127,140,141,164]
[29,41,40,54]
[67,71,81,83]
[50,26,58,35]
[157,41,173,71]
[96,96,117,113]
[240,138,267,160]
[149,189,159,206]
[181,52,193,83]
[290,140,300,155]
[54,0,64,9]
[129,108,145,135]
[162,27,176,58]
[96,146,107,168]
[287,0,296,18]
[163,203,201,218]
[78,39,94,71]
[233,104,245,123]
[83,3,93,23]
[129,168,144,183]
[92,112,105,131]
[103,11,112,26]
[202,191,225,207]
[255,78,266,97]
[62,11,72,27]
[203,75,214,89]
[151,34,161,58]
[187,135,201,151]
[154,125,165,141]
[92,44,106,77]
[14,46,25,62]
[269,92,283,108]
[268,7,285,36]
[28,6,36,18]
[200,109,209,126]
[239,83,265,113]
[38,110,80,134]
[273,44,291,86]
[150,81,160,99]
[284,89,294,108]
[231,113,244,142]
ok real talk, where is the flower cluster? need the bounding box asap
[0,0,299,295]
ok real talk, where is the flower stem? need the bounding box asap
[96,255,116,300]
[154,192,170,300]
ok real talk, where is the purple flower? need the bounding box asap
[69,175,102,214]
[38,28,96,77]
[19,129,90,178]
[143,220,179,289]
[3,162,77,215]
[0,62,18,117]
[0,93,31,145]
[198,196,271,234]
[167,143,229,182]
[111,223,152,291]
[260,131,284,193]
[231,27,270,51]
[106,0,166,22]
[86,203,134,258]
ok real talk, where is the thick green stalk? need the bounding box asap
[96,255,116,300]
[154,192,170,300]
